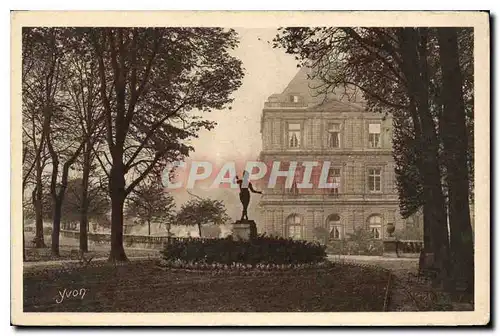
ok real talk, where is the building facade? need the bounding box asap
[258,68,421,242]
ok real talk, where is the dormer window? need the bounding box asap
[290,95,300,103]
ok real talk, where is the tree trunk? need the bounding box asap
[148,219,151,236]
[437,27,474,293]
[79,147,91,253]
[398,27,450,274]
[33,162,45,248]
[167,222,171,238]
[109,162,128,262]
[423,203,432,253]
[198,223,202,238]
[23,219,26,261]
[51,198,62,256]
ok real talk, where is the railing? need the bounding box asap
[397,240,424,254]
[24,226,52,234]
[60,230,217,249]
[264,101,311,108]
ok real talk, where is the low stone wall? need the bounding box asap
[326,239,423,257]
[60,230,216,250]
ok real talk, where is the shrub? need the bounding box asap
[161,234,327,266]
[326,240,383,256]
[312,226,329,245]
[325,227,384,256]
[397,240,423,254]
[394,225,423,240]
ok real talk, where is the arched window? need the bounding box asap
[327,214,342,240]
[286,214,302,239]
[368,215,382,239]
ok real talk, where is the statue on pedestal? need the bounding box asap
[235,171,262,221]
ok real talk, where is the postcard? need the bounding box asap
[11,10,490,326]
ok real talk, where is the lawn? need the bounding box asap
[23,261,390,312]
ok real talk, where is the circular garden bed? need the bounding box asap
[157,259,334,275]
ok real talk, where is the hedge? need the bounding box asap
[160,234,327,265]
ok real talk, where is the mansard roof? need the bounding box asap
[308,98,366,112]
[266,66,366,112]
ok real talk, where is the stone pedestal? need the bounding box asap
[231,220,257,241]
[383,238,399,258]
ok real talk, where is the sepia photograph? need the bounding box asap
[10,11,490,326]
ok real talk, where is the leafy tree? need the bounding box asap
[38,178,110,228]
[394,225,423,241]
[436,28,474,291]
[22,28,64,249]
[176,198,230,237]
[64,177,110,251]
[273,28,474,291]
[125,181,175,236]
[85,28,244,261]
[62,34,106,252]
[23,28,95,256]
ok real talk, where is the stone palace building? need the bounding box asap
[258,68,422,242]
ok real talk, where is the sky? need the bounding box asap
[189,28,299,163]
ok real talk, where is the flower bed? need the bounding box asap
[161,234,327,266]
[158,258,332,274]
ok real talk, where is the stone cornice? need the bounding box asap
[259,149,393,157]
[259,199,399,206]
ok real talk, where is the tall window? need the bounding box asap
[368,168,382,192]
[327,168,341,195]
[288,123,301,148]
[289,166,302,195]
[368,123,381,148]
[328,214,342,240]
[286,214,302,239]
[368,215,382,239]
[289,180,299,195]
[328,123,341,148]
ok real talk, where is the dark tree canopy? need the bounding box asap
[176,198,230,237]
[87,27,244,193]
[125,181,175,235]
[85,27,244,260]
